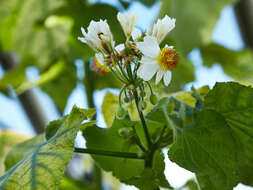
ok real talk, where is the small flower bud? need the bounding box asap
[116,106,127,119]
[118,128,134,138]
[124,96,130,103]
[139,101,147,110]
[150,94,158,105]
[140,91,146,98]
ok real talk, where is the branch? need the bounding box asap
[234,0,253,49]
[0,52,47,134]
[74,148,144,159]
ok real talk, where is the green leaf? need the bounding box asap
[84,118,144,181]
[0,106,94,190]
[169,109,239,190]
[0,0,70,69]
[83,118,171,188]
[102,92,119,127]
[15,61,65,95]
[125,152,172,189]
[159,0,238,55]
[168,82,253,189]
[172,86,210,107]
[204,82,253,186]
[201,43,253,81]
[0,62,28,94]
[179,179,199,190]
[40,63,77,113]
[0,131,28,176]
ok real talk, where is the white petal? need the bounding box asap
[136,36,160,58]
[164,44,174,49]
[81,27,87,36]
[117,12,137,37]
[115,43,125,53]
[140,56,157,65]
[155,69,164,84]
[95,53,105,66]
[163,71,172,86]
[78,37,86,43]
[137,63,158,81]
[132,27,142,41]
[152,15,176,44]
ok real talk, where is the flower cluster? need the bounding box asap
[78,12,178,113]
[78,12,178,85]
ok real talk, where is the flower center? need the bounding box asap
[157,47,179,70]
[92,57,110,74]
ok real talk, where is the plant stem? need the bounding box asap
[133,88,152,149]
[74,148,144,159]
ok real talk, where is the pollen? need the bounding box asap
[157,47,179,71]
[92,57,110,74]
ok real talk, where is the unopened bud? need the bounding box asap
[150,94,158,105]
[140,91,146,98]
[118,128,134,138]
[116,106,127,119]
[139,101,147,110]
[124,96,130,103]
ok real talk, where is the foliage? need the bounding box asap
[1,0,253,190]
[0,106,95,190]
[0,131,28,176]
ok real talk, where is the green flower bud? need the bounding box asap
[139,100,147,110]
[118,127,134,138]
[140,91,146,98]
[116,106,127,119]
[124,96,130,103]
[150,94,158,105]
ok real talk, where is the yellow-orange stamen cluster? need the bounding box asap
[157,47,179,71]
[92,57,110,74]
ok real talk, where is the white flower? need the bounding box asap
[132,27,142,41]
[151,15,176,44]
[117,12,138,37]
[115,43,125,53]
[136,36,179,86]
[78,19,114,54]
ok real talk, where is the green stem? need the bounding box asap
[145,81,154,95]
[110,68,127,84]
[131,125,147,152]
[133,88,152,149]
[74,148,144,159]
[119,84,128,106]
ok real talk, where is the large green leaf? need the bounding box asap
[0,131,28,176]
[168,82,253,189]
[159,0,238,55]
[169,109,239,190]
[204,82,253,186]
[84,119,144,181]
[83,118,171,189]
[0,106,95,190]
[201,43,253,81]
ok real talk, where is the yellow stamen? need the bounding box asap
[157,47,179,71]
[92,57,110,74]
